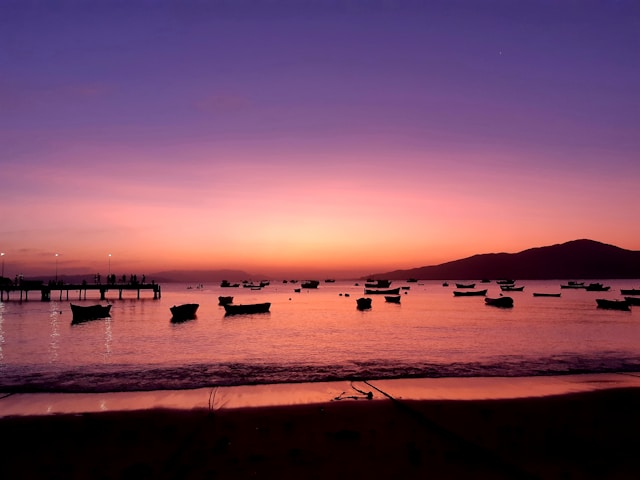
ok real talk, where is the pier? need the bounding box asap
[0,283,161,302]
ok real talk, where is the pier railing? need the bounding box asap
[0,283,161,301]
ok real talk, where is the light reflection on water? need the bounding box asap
[0,279,639,392]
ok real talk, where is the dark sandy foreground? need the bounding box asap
[1,388,639,480]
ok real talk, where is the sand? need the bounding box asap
[2,381,640,479]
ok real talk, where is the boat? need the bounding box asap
[595,299,630,311]
[356,297,372,309]
[496,279,515,285]
[324,279,336,283]
[500,285,524,292]
[218,296,233,305]
[442,282,449,287]
[621,288,640,295]
[220,280,239,288]
[384,295,401,303]
[364,280,392,288]
[585,283,610,292]
[364,287,401,295]
[170,303,199,321]
[301,280,320,289]
[533,292,561,297]
[455,283,475,289]
[560,282,585,289]
[624,296,640,306]
[407,278,418,283]
[453,289,487,297]
[223,302,271,315]
[485,296,514,308]
[70,303,112,322]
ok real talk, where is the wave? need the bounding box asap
[3,354,640,394]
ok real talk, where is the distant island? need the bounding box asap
[369,239,640,281]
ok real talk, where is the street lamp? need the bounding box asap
[108,253,111,276]
[1,252,5,279]
[55,253,59,282]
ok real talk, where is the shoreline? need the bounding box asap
[1,375,639,479]
[2,372,640,417]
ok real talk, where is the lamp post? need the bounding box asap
[55,253,59,282]
[1,252,5,279]
[108,253,111,277]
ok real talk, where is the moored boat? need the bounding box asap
[223,302,271,315]
[301,280,320,289]
[533,292,561,297]
[561,282,586,289]
[218,296,233,305]
[621,288,640,295]
[624,296,640,306]
[455,283,475,289]
[170,303,199,321]
[595,299,630,311]
[220,280,239,288]
[364,287,401,295]
[500,285,524,292]
[384,295,401,303]
[453,289,487,297]
[485,296,514,308]
[585,283,610,292]
[364,280,392,288]
[70,303,112,323]
[356,297,372,309]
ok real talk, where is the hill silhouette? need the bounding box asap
[372,239,640,280]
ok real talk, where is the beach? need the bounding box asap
[2,374,640,479]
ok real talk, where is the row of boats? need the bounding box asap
[69,299,273,324]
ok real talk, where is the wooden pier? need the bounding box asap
[0,283,161,302]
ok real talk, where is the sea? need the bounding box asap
[1,279,639,394]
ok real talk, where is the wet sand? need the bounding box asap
[2,377,640,479]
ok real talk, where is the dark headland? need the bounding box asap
[372,239,640,281]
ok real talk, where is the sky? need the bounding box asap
[1,0,639,279]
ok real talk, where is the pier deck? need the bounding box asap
[0,283,161,301]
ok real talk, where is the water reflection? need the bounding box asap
[49,303,60,363]
[103,318,112,359]
[0,302,4,361]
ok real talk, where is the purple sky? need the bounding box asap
[1,0,639,278]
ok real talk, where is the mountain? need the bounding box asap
[372,240,640,280]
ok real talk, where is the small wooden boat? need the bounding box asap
[453,289,487,297]
[356,297,372,310]
[170,303,199,321]
[406,278,418,283]
[496,279,515,285]
[223,302,271,315]
[485,296,514,308]
[561,282,586,289]
[442,282,449,287]
[364,280,392,288]
[621,288,640,295]
[500,285,524,292]
[218,296,233,305]
[624,296,640,306]
[586,283,610,292]
[596,299,630,311]
[70,303,112,323]
[364,287,401,295]
[220,280,240,288]
[384,295,401,303]
[533,292,561,297]
[455,283,475,289]
[301,280,320,289]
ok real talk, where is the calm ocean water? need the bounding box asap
[1,280,639,393]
